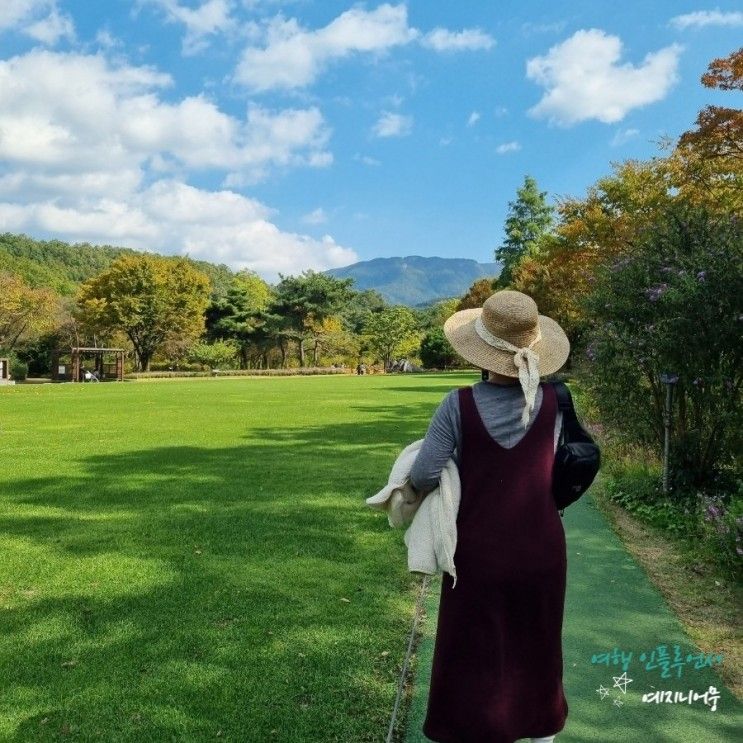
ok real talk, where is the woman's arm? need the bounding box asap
[409,390,461,496]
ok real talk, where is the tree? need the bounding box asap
[416,298,459,330]
[513,45,743,348]
[419,327,459,369]
[456,278,497,311]
[0,272,58,352]
[269,271,354,366]
[307,315,359,365]
[674,48,743,216]
[232,269,272,310]
[584,203,743,490]
[701,46,743,90]
[495,176,554,285]
[253,309,294,368]
[76,255,211,371]
[188,340,239,370]
[363,306,419,368]
[679,47,743,163]
[340,289,387,335]
[510,157,679,347]
[206,271,272,368]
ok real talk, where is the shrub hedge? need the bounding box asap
[125,367,349,379]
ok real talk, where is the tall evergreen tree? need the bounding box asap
[205,271,272,368]
[495,175,554,285]
[269,271,354,366]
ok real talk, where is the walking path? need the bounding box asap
[405,492,742,742]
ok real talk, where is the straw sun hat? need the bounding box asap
[444,290,570,426]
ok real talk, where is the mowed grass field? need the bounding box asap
[0,373,473,742]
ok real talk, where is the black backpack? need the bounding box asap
[552,382,601,515]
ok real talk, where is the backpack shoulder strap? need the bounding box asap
[552,381,595,445]
[553,381,578,422]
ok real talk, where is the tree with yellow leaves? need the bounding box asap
[0,272,58,352]
[76,254,211,371]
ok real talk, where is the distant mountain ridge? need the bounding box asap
[326,255,501,306]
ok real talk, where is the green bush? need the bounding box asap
[695,485,743,578]
[603,466,742,578]
[6,354,28,380]
[187,340,239,370]
[419,327,460,369]
[126,367,348,379]
[584,203,742,492]
[605,467,692,536]
[149,361,202,372]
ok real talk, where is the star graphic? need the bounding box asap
[613,697,624,707]
[612,672,633,694]
[596,685,610,699]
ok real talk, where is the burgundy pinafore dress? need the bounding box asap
[423,383,569,743]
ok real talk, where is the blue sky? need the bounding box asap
[0,1,741,280]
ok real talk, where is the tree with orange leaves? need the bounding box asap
[676,48,742,194]
[512,49,742,347]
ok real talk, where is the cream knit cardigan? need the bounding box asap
[366,439,461,587]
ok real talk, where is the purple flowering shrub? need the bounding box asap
[583,204,742,493]
[582,204,742,574]
[697,490,743,576]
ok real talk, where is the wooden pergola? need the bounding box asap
[52,347,125,382]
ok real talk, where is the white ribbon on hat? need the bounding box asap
[474,316,542,427]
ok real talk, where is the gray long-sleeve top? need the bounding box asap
[409,381,563,493]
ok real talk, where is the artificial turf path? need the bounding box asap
[405,490,742,742]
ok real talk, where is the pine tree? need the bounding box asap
[496,175,554,285]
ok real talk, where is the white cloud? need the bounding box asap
[0,50,331,177]
[0,169,146,202]
[372,111,412,138]
[138,0,236,55]
[0,180,357,278]
[95,28,123,50]
[421,27,494,51]
[496,141,521,154]
[670,9,743,30]
[24,5,74,43]
[526,29,682,125]
[610,127,639,147]
[235,4,494,91]
[0,0,38,27]
[301,207,327,225]
[235,4,415,91]
[0,0,74,44]
[521,21,567,36]
[0,49,353,277]
[467,111,481,127]
[354,153,381,166]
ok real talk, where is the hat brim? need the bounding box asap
[443,308,570,377]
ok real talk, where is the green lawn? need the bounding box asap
[0,374,470,742]
[5,375,740,743]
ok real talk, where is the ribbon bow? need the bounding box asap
[474,316,542,427]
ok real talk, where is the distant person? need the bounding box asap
[411,290,571,743]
